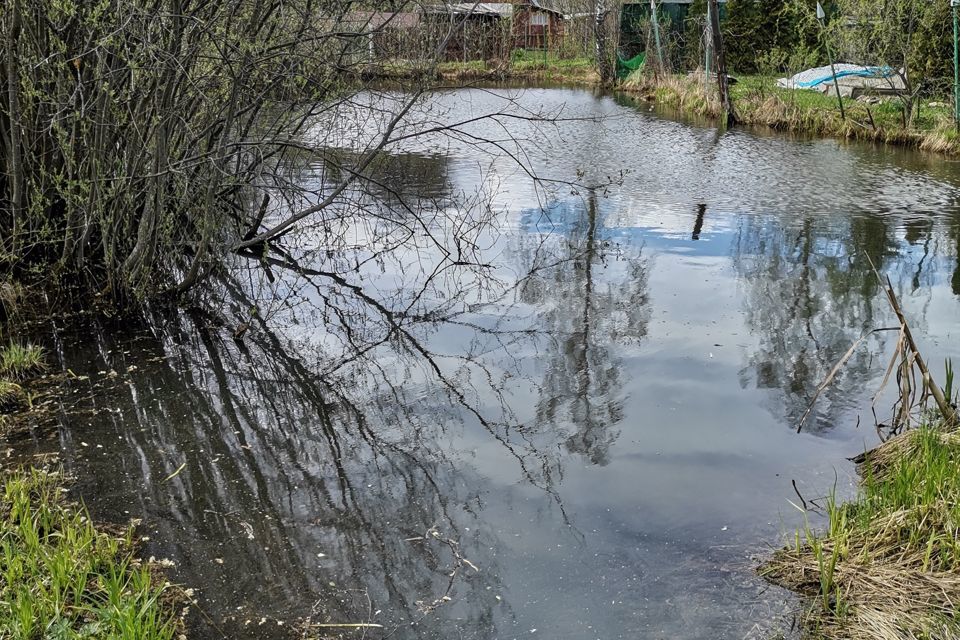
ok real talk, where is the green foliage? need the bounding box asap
[833,0,911,66]
[680,0,709,70]
[0,0,364,299]
[677,0,823,74]
[512,48,529,62]
[0,468,182,638]
[673,0,955,96]
[0,342,46,381]
[909,0,954,97]
[819,0,960,125]
[722,0,824,74]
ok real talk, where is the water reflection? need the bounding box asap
[13,89,960,640]
[49,311,513,638]
[729,207,960,432]
[729,215,896,431]
[947,213,960,296]
[318,147,452,204]
[518,192,650,465]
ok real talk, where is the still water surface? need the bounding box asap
[17,88,960,639]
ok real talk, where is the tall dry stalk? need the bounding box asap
[797,255,956,434]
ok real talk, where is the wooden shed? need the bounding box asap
[511,0,565,51]
[421,3,512,61]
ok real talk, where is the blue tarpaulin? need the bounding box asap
[777,64,898,91]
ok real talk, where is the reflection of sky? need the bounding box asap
[33,90,960,640]
[520,197,735,256]
[423,91,960,636]
[383,90,960,635]
[310,89,960,632]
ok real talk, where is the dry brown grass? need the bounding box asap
[764,551,960,639]
[761,427,960,639]
[622,72,960,157]
[623,73,721,118]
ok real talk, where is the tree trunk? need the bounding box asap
[708,0,736,126]
[595,0,613,87]
[649,0,664,74]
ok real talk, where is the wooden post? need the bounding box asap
[817,3,845,121]
[707,0,735,126]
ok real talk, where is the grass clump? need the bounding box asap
[0,467,184,639]
[0,341,47,381]
[0,381,26,415]
[761,424,960,639]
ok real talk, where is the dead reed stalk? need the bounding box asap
[796,256,956,435]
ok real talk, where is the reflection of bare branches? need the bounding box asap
[39,304,533,635]
[26,87,641,637]
[220,256,568,511]
[732,215,897,432]
[510,192,651,467]
[406,526,480,615]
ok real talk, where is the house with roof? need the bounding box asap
[339,2,571,64]
[420,3,513,61]
[511,0,565,51]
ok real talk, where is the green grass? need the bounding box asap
[761,424,960,639]
[0,467,183,639]
[624,72,960,155]
[510,51,593,70]
[730,74,956,133]
[437,54,596,83]
[367,53,597,84]
[0,342,47,381]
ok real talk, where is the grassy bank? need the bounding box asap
[623,73,960,155]
[0,341,45,422]
[0,341,187,639]
[360,54,598,85]
[761,424,960,639]
[438,54,597,84]
[0,467,186,638]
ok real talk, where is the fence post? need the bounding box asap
[817,2,845,121]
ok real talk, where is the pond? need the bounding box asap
[13,87,960,639]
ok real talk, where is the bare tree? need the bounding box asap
[0,0,577,303]
[592,0,618,86]
[832,0,927,125]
